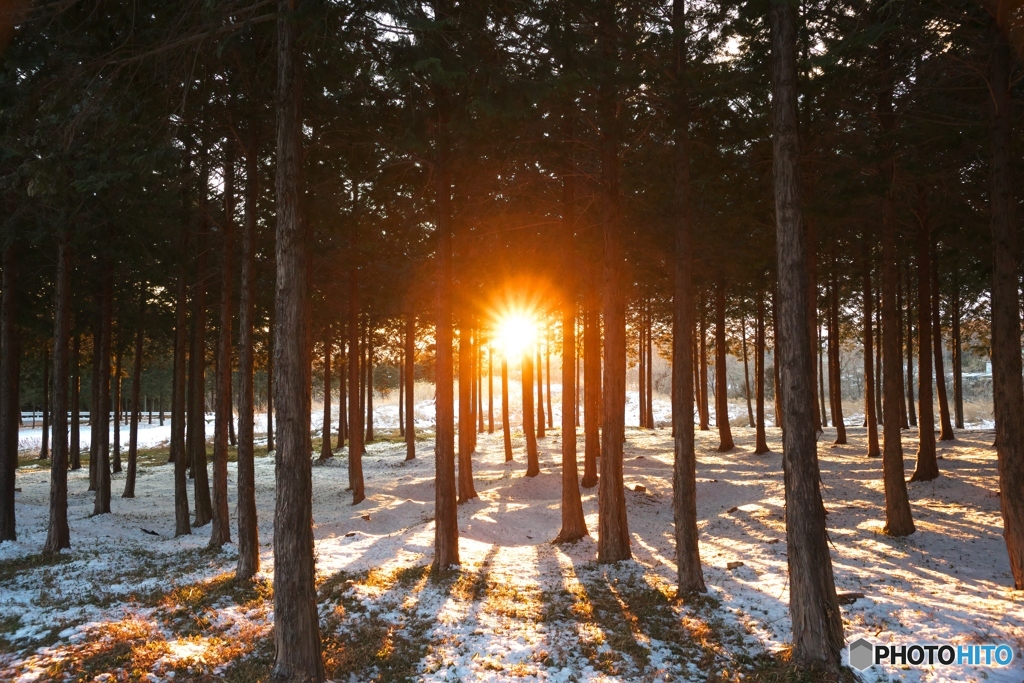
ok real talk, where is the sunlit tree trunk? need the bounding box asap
[742,313,754,428]
[754,288,769,455]
[769,0,843,665]
[70,334,81,470]
[405,314,416,460]
[458,326,477,502]
[320,336,333,461]
[862,245,880,458]
[911,195,938,482]
[951,280,964,429]
[582,305,599,488]
[171,243,191,538]
[189,231,212,528]
[271,1,326,676]
[348,268,364,504]
[827,273,846,444]
[698,300,709,430]
[44,232,71,551]
[523,350,539,476]
[536,346,545,439]
[111,345,121,473]
[501,356,512,462]
[987,15,1024,589]
[714,284,734,452]
[93,274,113,516]
[905,274,917,428]
[40,346,49,461]
[932,247,954,441]
[123,294,145,499]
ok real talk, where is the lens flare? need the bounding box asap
[495,313,537,358]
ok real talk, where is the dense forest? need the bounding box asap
[0,0,1021,681]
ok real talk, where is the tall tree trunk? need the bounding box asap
[646,308,653,427]
[876,28,916,537]
[555,128,587,544]
[754,289,769,454]
[817,323,828,428]
[0,243,18,541]
[210,141,236,549]
[266,326,274,452]
[911,200,938,482]
[905,275,917,428]
[951,280,964,429]
[987,17,1024,588]
[807,220,822,434]
[405,314,415,460]
[488,344,494,434]
[399,363,405,438]
[546,330,554,429]
[769,0,844,665]
[70,333,81,470]
[742,313,754,427]
[536,346,545,439]
[875,286,883,423]
[236,124,259,578]
[171,251,191,538]
[44,233,71,551]
[111,344,122,473]
[457,326,477,502]
[698,302,709,430]
[320,336,332,461]
[596,0,630,565]
[481,335,488,433]
[432,89,458,569]
[772,291,783,427]
[863,248,880,457]
[714,284,734,451]
[40,346,49,460]
[582,306,600,488]
[523,350,539,476]
[364,326,374,444]
[932,245,954,441]
[190,234,212,528]
[639,316,646,428]
[672,0,706,589]
[337,351,346,450]
[271,2,326,676]
[348,268,364,504]
[828,274,846,444]
[123,294,145,499]
[501,356,512,462]
[93,274,113,516]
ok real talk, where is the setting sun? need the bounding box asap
[495,312,537,358]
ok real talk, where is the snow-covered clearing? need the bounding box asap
[1,415,1022,682]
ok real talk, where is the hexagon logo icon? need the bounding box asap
[848,638,874,671]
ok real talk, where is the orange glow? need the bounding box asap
[494,312,537,358]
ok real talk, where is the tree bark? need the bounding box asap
[523,350,539,476]
[769,0,844,665]
[271,1,326,675]
[337,350,346,451]
[348,268,364,504]
[457,326,477,502]
[582,306,599,488]
[698,302,709,430]
[742,313,754,428]
[171,247,191,538]
[0,244,18,541]
[320,336,332,461]
[862,248,880,457]
[911,197,938,482]
[754,289,769,454]
[93,274,113,516]
[501,356,512,462]
[876,28,916,537]
[807,220,822,434]
[818,323,828,428]
[714,284,734,451]
[112,343,122,473]
[536,346,546,439]
[987,16,1024,589]
[905,274,917,428]
[210,140,236,548]
[236,123,260,578]
[951,280,964,429]
[932,245,954,441]
[266,327,274,452]
[70,333,81,470]
[827,274,846,444]
[40,345,49,461]
[44,232,71,551]
[672,0,706,589]
[405,313,415,460]
[364,326,374,444]
[123,294,145,499]
[487,344,494,434]
[189,232,212,528]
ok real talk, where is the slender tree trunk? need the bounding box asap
[236,124,259,578]
[672,0,706,589]
[123,294,145,499]
[457,326,477,502]
[320,336,333,461]
[582,306,600,488]
[772,291,783,427]
[896,274,908,429]
[210,141,236,549]
[405,314,415,460]
[348,268,364,504]
[266,327,274,452]
[951,280,964,429]
[431,89,459,570]
[698,302,709,430]
[932,246,954,441]
[742,313,754,427]
[875,286,883,422]
[639,317,646,428]
[190,234,212,528]
[817,323,828,428]
[70,333,81,470]
[40,346,49,461]
[876,30,916,537]
[546,331,553,430]
[523,350,539,476]
[488,344,494,434]
[905,275,917,428]
[646,308,653,427]
[337,351,346,451]
[111,344,122,473]
[481,336,488,433]
[863,248,880,457]
[0,244,18,541]
[271,2,326,676]
[769,0,844,665]
[754,288,769,454]
[596,0,630,565]
[911,200,938,482]
[714,284,734,451]
[365,326,374,444]
[171,250,191,537]
[828,274,846,444]
[93,275,113,516]
[987,18,1024,588]
[399,364,405,438]
[501,356,512,462]
[536,346,546,439]
[555,129,587,544]
[44,233,71,551]
[807,220,822,434]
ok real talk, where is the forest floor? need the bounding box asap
[0,417,1021,683]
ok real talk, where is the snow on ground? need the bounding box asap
[1,409,1022,682]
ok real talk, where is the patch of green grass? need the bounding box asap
[0,551,73,585]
